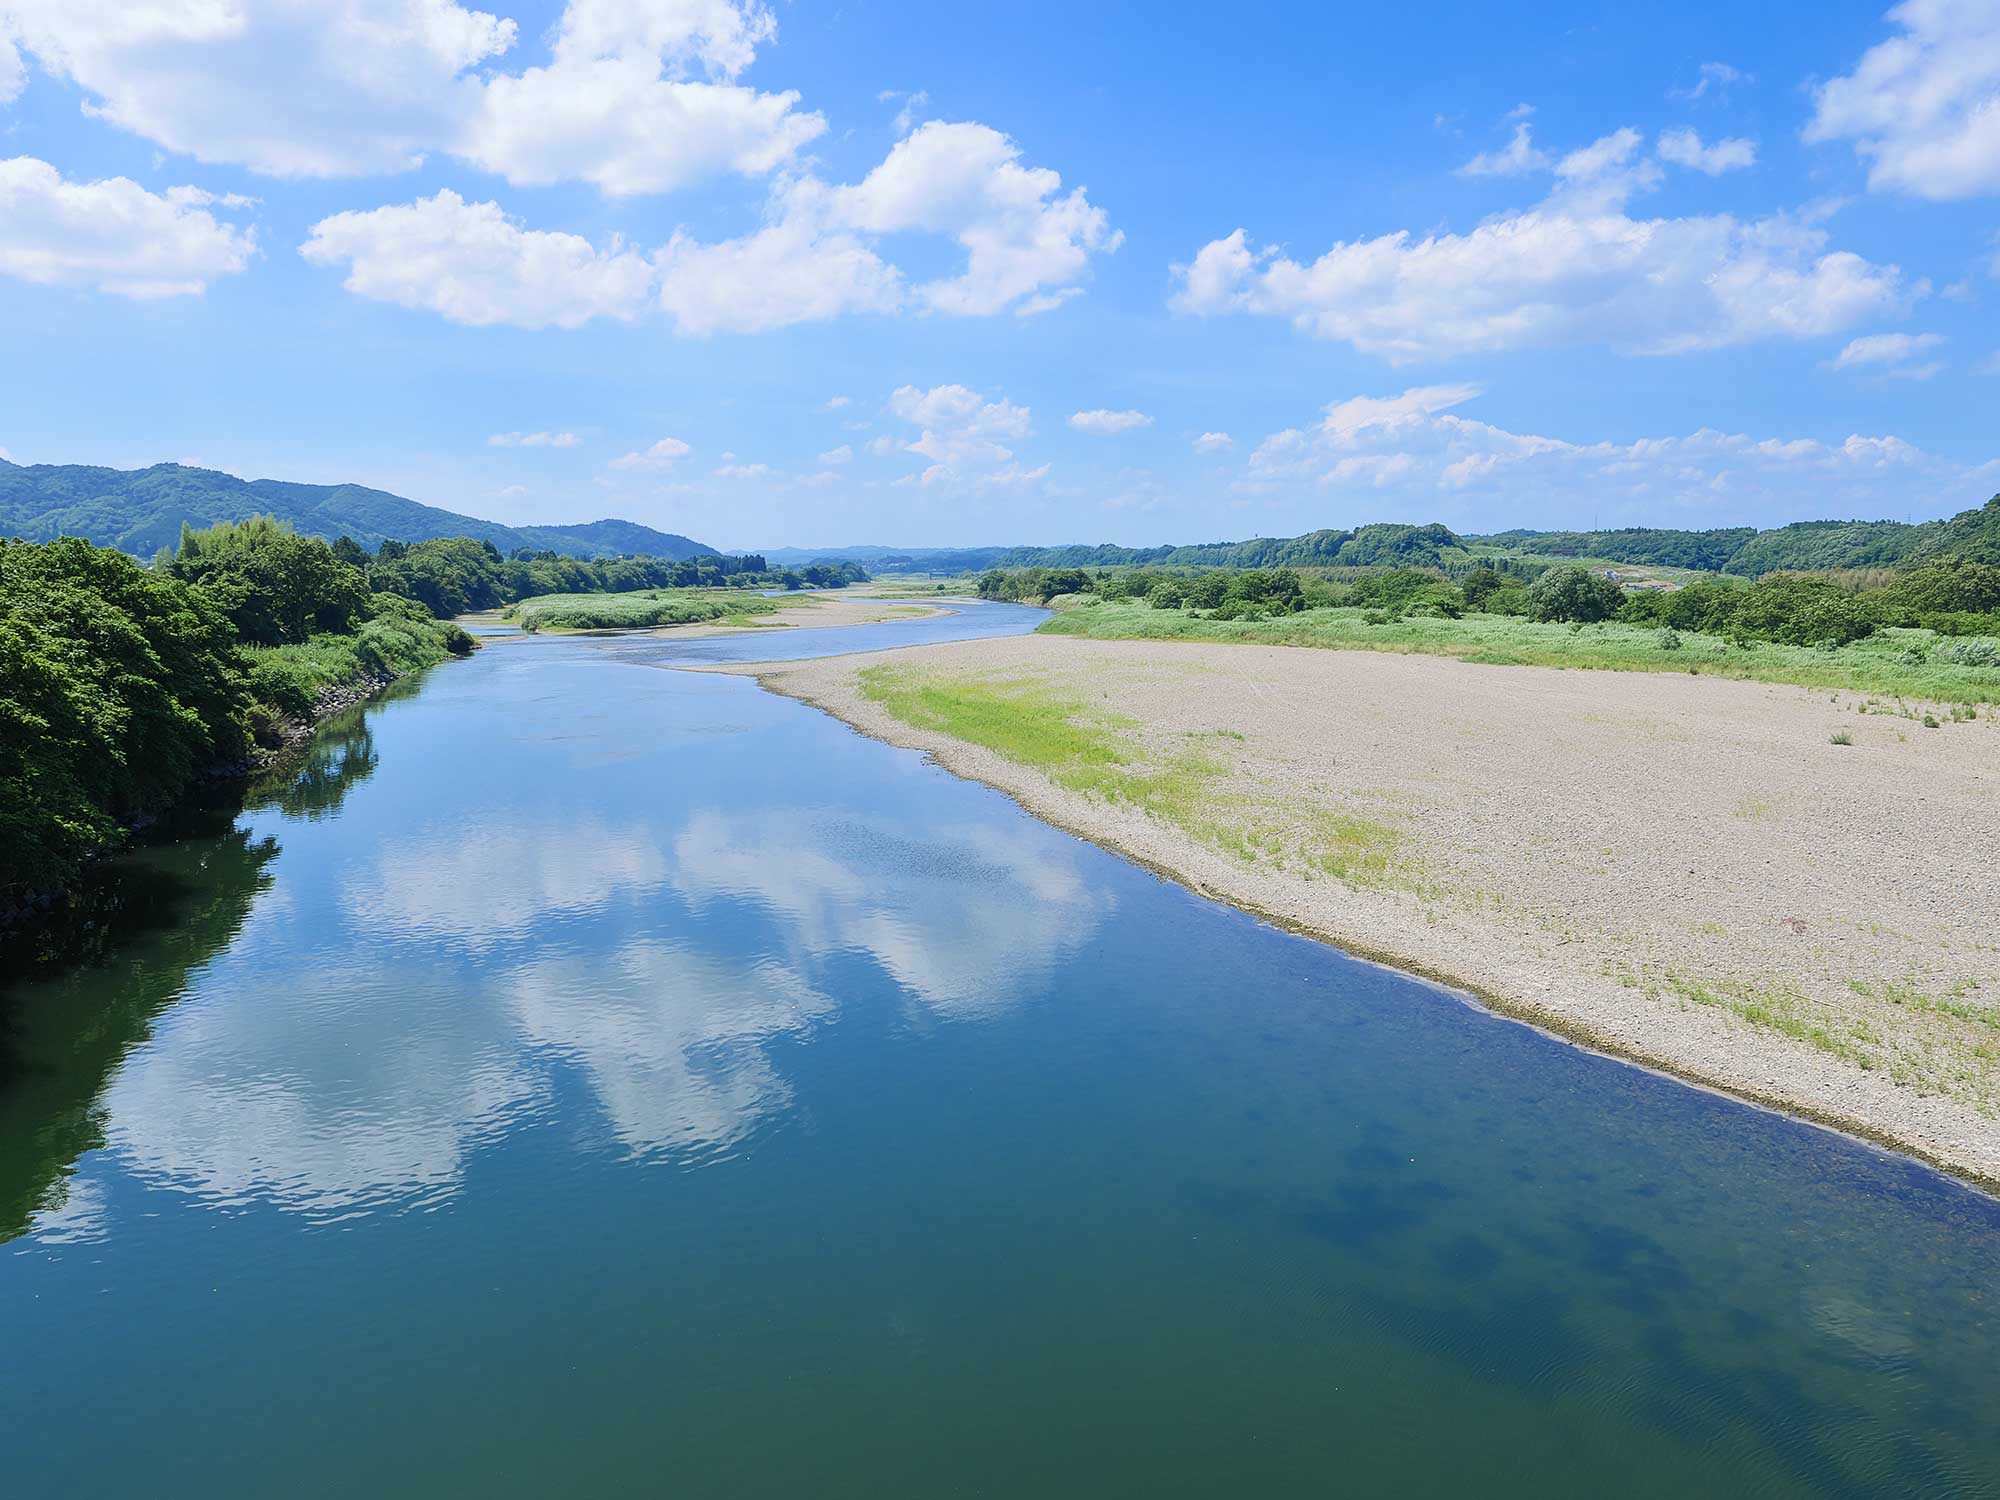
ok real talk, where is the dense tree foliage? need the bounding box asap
[975,523,1474,573]
[165,517,371,645]
[1480,527,1757,571]
[1526,566,1628,624]
[1908,496,2000,569]
[2,539,248,899]
[367,537,862,618]
[1,525,476,911]
[1720,519,1942,577]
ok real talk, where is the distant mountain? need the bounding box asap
[0,460,715,561]
[762,525,1473,574]
[762,544,1018,571]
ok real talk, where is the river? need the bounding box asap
[3,599,1998,1497]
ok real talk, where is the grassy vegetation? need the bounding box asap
[508,589,784,632]
[1040,598,2000,706]
[854,666,1407,886]
[243,597,467,720]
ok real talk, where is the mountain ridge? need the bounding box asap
[0,460,714,561]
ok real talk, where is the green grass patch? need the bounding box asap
[508,589,782,633]
[1041,599,2000,706]
[855,666,1407,886]
[243,598,465,721]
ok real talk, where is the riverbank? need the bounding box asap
[723,634,2000,1186]
[2,653,454,968]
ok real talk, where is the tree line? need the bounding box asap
[979,554,2000,647]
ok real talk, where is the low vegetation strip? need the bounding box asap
[855,666,1409,886]
[509,590,783,633]
[739,634,2000,1184]
[1040,597,2000,705]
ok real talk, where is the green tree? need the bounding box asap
[1526,565,1626,624]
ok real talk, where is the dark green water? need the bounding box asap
[4,602,1998,1497]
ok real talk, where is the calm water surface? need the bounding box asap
[4,600,1998,1497]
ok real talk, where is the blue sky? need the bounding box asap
[2,0,1998,550]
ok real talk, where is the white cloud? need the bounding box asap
[1673,61,1746,101]
[1236,384,1995,523]
[0,34,24,105]
[4,0,517,178]
[821,395,851,410]
[817,444,852,465]
[1193,431,1234,454]
[459,56,822,198]
[1832,331,1945,378]
[488,430,580,447]
[715,461,771,478]
[4,1,820,194]
[301,190,653,327]
[654,178,902,335]
[0,155,255,297]
[1171,140,1908,362]
[1807,0,2000,200]
[838,122,1121,315]
[300,110,1113,333]
[886,383,1044,489]
[1460,122,1550,177]
[1068,408,1153,434]
[1657,128,1757,175]
[653,121,1118,333]
[610,437,692,469]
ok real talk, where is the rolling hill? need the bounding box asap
[0,460,714,561]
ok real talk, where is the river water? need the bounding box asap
[4,600,1998,1497]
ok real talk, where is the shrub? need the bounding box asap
[1943,638,1999,667]
[1655,627,1683,651]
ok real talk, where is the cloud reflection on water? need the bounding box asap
[90,799,1109,1216]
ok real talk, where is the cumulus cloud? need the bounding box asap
[1460,122,1550,177]
[1832,331,1945,378]
[886,383,1044,489]
[1237,384,1994,523]
[488,430,580,447]
[1068,408,1153,434]
[0,155,255,297]
[817,444,852,465]
[1193,431,1234,454]
[458,24,823,198]
[301,190,653,327]
[610,437,692,469]
[715,460,771,478]
[3,0,820,193]
[1171,131,1908,362]
[653,178,903,334]
[653,121,1119,332]
[821,395,851,410]
[3,0,517,178]
[1806,0,2000,200]
[1657,128,1757,175]
[321,118,1116,334]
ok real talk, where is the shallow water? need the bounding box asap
[4,600,1998,1497]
